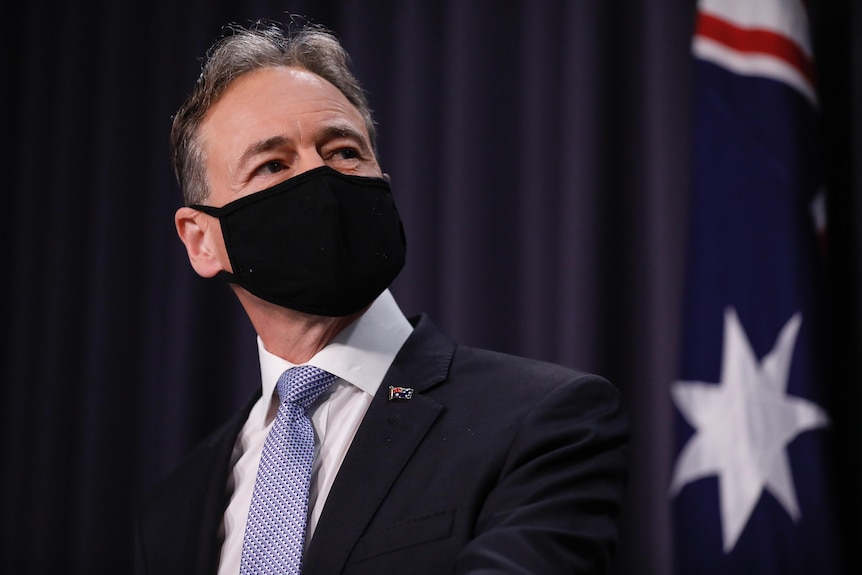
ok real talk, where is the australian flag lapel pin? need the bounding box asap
[388,386,414,400]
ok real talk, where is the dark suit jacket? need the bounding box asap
[135,314,628,574]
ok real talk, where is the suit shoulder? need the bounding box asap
[452,344,613,389]
[428,344,622,426]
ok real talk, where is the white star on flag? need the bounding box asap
[669,306,829,552]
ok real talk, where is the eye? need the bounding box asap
[322,145,366,173]
[258,160,285,174]
[332,147,360,161]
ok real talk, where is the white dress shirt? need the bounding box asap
[216,290,413,574]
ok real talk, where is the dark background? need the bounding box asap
[4,1,859,573]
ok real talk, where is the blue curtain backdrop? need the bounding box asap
[4,1,859,573]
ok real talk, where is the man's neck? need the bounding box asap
[234,288,365,364]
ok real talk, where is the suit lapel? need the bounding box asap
[303,314,456,575]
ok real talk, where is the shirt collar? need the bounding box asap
[257,289,413,402]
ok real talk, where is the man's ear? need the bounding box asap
[175,206,226,278]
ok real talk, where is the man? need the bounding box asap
[135,19,628,575]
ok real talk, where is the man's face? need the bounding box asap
[199,66,382,208]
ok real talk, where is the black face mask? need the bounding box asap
[191,166,406,317]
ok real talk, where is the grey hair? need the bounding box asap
[170,19,377,206]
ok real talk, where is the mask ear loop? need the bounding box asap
[189,203,221,216]
[215,269,240,284]
[187,204,241,284]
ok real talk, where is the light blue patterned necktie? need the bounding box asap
[240,365,337,575]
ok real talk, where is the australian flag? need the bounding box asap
[669,1,842,573]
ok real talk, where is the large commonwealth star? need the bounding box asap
[669,306,829,552]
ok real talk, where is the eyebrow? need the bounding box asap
[235,123,371,172]
[317,123,371,152]
[237,135,289,171]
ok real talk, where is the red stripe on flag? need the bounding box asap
[696,12,816,89]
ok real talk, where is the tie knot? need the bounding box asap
[276,365,337,410]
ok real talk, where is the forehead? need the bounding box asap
[199,66,369,156]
